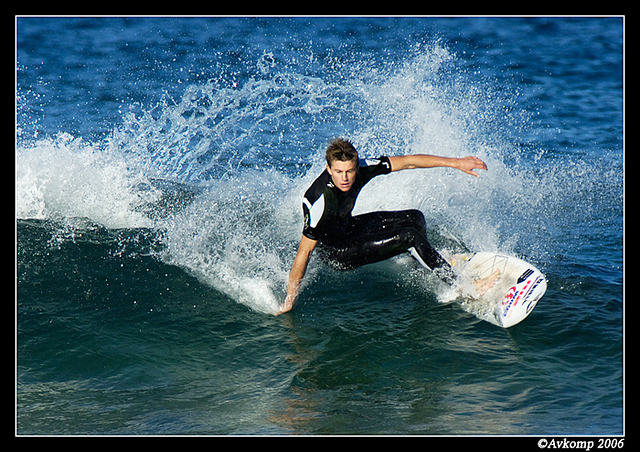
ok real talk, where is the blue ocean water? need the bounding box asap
[16,17,623,435]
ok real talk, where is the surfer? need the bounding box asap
[278,138,500,315]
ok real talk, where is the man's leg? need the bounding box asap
[323,210,458,284]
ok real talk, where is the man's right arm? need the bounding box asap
[277,235,317,315]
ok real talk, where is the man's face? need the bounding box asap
[327,159,358,192]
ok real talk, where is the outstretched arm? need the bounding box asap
[277,235,317,315]
[388,154,488,177]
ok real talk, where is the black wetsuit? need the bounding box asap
[301,156,456,284]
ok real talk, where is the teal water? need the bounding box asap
[17,17,623,435]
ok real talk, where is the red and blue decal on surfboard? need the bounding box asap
[502,269,545,319]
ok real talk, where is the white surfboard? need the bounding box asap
[447,252,547,328]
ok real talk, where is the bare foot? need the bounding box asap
[474,269,501,296]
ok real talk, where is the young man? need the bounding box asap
[277,138,499,315]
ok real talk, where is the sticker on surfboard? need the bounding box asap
[447,252,547,328]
